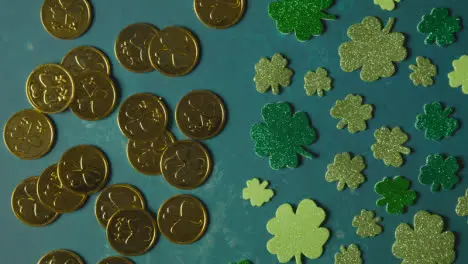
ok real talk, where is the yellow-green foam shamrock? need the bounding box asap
[242,178,274,207]
[352,209,383,238]
[304,67,333,96]
[374,0,400,11]
[409,56,437,87]
[456,189,468,222]
[448,55,468,94]
[334,244,362,264]
[371,127,411,167]
[330,94,373,134]
[254,53,293,95]
[325,152,366,191]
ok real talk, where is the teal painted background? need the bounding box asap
[0,0,467,263]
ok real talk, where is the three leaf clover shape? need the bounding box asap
[409,56,437,87]
[304,67,332,96]
[334,244,362,264]
[325,152,366,191]
[419,154,459,192]
[418,8,461,47]
[375,176,417,214]
[242,178,274,207]
[254,54,293,95]
[371,127,410,167]
[330,94,373,134]
[374,0,400,11]
[448,55,468,94]
[456,189,468,220]
[352,210,383,238]
[415,102,459,141]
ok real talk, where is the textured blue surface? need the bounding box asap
[1,0,467,263]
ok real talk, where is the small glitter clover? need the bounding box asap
[251,102,316,170]
[254,53,293,95]
[330,94,373,134]
[339,17,407,82]
[334,244,362,264]
[448,55,468,94]
[371,127,411,168]
[415,102,459,141]
[242,178,274,207]
[325,152,366,191]
[392,211,455,264]
[375,176,417,215]
[409,56,437,87]
[304,67,333,96]
[374,0,400,11]
[419,154,459,192]
[418,8,461,47]
[352,209,383,238]
[268,0,337,42]
[456,189,468,221]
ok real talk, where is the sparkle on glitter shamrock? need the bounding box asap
[242,178,274,207]
[374,0,400,11]
[325,152,366,191]
[456,189,468,221]
[330,94,373,134]
[375,176,417,214]
[448,55,468,94]
[409,56,437,87]
[352,209,383,238]
[254,53,293,95]
[304,67,332,96]
[419,154,459,192]
[371,127,411,168]
[334,244,362,264]
[415,102,459,141]
[417,8,461,47]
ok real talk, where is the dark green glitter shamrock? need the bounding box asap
[251,102,316,170]
[415,102,459,141]
[375,176,417,215]
[268,0,337,42]
[419,154,459,192]
[417,8,461,47]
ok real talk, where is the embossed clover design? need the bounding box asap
[163,147,206,182]
[67,155,102,188]
[197,0,242,24]
[124,101,162,136]
[77,76,109,112]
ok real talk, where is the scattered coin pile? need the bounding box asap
[194,0,246,29]
[37,249,134,264]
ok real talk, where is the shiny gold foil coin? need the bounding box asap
[98,256,134,264]
[26,64,75,114]
[194,0,245,29]
[95,184,146,228]
[38,249,84,264]
[11,176,58,226]
[157,194,208,244]
[160,140,212,190]
[118,93,168,141]
[58,145,109,195]
[176,90,226,140]
[115,23,158,73]
[69,71,117,121]
[148,26,200,76]
[40,0,92,40]
[3,109,55,160]
[37,164,87,213]
[127,130,176,175]
[106,209,157,256]
[62,46,111,76]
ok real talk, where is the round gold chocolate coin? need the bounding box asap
[69,71,117,121]
[175,90,226,140]
[38,249,84,264]
[160,140,212,190]
[4,109,55,160]
[148,26,200,76]
[106,209,157,256]
[26,64,75,114]
[37,164,87,213]
[127,130,175,175]
[11,176,58,227]
[194,0,245,29]
[115,23,158,73]
[40,0,92,40]
[62,46,111,76]
[118,93,168,141]
[95,184,146,228]
[98,256,134,264]
[58,145,109,195]
[157,194,208,244]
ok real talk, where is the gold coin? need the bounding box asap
[176,90,226,140]
[11,176,58,226]
[115,23,158,73]
[69,71,117,121]
[40,0,92,40]
[58,145,109,195]
[37,164,87,213]
[95,184,146,228]
[118,93,168,141]
[157,194,208,244]
[98,256,134,264]
[194,0,245,29]
[127,130,175,175]
[106,209,157,256]
[3,109,55,160]
[148,26,200,76]
[38,249,84,264]
[160,140,212,190]
[26,64,75,114]
[62,46,111,76]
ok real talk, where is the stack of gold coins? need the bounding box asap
[194,0,246,29]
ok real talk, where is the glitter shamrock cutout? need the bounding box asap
[374,0,400,11]
[242,178,274,207]
[455,189,468,221]
[371,127,411,167]
[448,55,468,94]
[304,67,332,96]
[409,56,437,87]
[325,152,366,191]
[268,0,337,42]
[334,244,362,264]
[339,17,407,82]
[330,94,373,134]
[352,209,383,238]
[254,54,293,95]
[267,199,330,264]
[415,102,459,141]
[417,8,461,47]
[419,154,459,192]
[375,176,417,214]
[251,102,316,170]
[392,210,455,264]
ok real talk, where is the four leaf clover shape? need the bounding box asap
[417,8,461,47]
[419,154,459,192]
[325,152,366,191]
[415,102,459,141]
[371,127,411,167]
[448,55,468,94]
[375,176,417,214]
[409,56,437,87]
[242,178,274,207]
[352,209,383,238]
[330,94,373,134]
[254,53,293,95]
[304,67,332,96]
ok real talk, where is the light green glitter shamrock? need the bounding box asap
[352,209,383,238]
[374,0,400,11]
[371,127,411,167]
[334,244,362,264]
[409,56,437,87]
[392,211,455,264]
[325,152,366,191]
[415,102,459,141]
[304,67,332,96]
[242,178,274,207]
[267,199,330,264]
[375,176,417,214]
[254,53,293,95]
[419,154,459,192]
[448,55,468,94]
[330,94,373,134]
[456,189,468,221]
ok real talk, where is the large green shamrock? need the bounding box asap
[254,53,293,95]
[334,244,362,264]
[448,55,468,94]
[419,154,459,192]
[375,176,417,214]
[325,152,366,191]
[251,102,316,170]
[330,94,373,134]
[371,127,411,167]
[392,211,455,264]
[415,102,459,141]
[339,16,407,82]
[417,8,461,47]
[268,0,336,42]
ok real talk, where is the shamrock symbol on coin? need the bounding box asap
[164,200,203,234]
[67,155,102,189]
[9,117,46,153]
[125,101,162,136]
[185,95,217,132]
[31,73,69,106]
[121,33,149,66]
[114,216,136,244]
[134,139,169,169]
[49,0,84,31]
[77,76,109,113]
[198,0,242,23]
[154,33,191,69]
[163,147,206,183]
